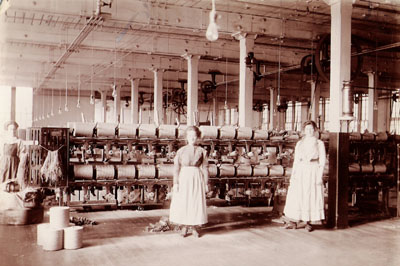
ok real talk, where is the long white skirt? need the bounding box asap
[169,166,207,226]
[283,162,325,222]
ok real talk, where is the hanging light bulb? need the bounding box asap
[58,107,62,114]
[76,99,81,108]
[64,103,69,112]
[51,110,54,116]
[206,0,218,42]
[47,113,50,118]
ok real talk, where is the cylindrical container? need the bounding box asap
[374,163,387,173]
[375,132,388,141]
[73,165,94,180]
[49,206,70,229]
[96,165,115,180]
[64,226,83,250]
[349,163,361,173]
[237,127,253,140]
[219,126,236,140]
[70,122,95,137]
[342,81,354,119]
[208,164,218,178]
[218,164,236,177]
[116,165,136,179]
[37,223,50,246]
[42,227,64,251]
[253,129,268,140]
[200,126,218,139]
[349,132,362,140]
[362,132,375,141]
[361,164,374,173]
[118,124,138,138]
[285,167,293,177]
[137,165,156,179]
[158,164,175,179]
[96,123,117,137]
[138,124,157,138]
[236,165,252,177]
[177,126,188,139]
[253,165,269,177]
[158,125,177,139]
[269,165,284,176]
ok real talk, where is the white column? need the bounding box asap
[10,86,16,121]
[269,87,277,130]
[300,102,309,126]
[357,94,362,132]
[291,101,296,131]
[130,78,140,124]
[310,81,320,122]
[328,0,353,132]
[152,69,164,125]
[182,54,200,126]
[234,33,255,127]
[100,90,108,123]
[320,98,326,131]
[367,72,377,132]
[113,85,121,123]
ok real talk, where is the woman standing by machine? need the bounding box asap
[0,121,24,185]
[283,120,326,232]
[169,126,209,237]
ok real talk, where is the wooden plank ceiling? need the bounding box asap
[0,0,400,106]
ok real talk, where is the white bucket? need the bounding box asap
[42,227,64,251]
[49,206,70,229]
[64,226,83,250]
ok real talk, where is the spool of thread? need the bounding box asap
[349,132,362,140]
[177,126,188,139]
[37,223,50,246]
[70,122,95,137]
[137,165,156,179]
[200,126,218,139]
[349,163,361,173]
[208,164,218,178]
[253,165,269,177]
[219,126,236,140]
[158,164,174,179]
[237,127,253,140]
[374,163,387,173]
[49,206,70,229]
[285,167,293,177]
[138,124,157,138]
[236,165,252,177]
[219,164,235,177]
[158,125,177,139]
[64,226,83,250]
[116,165,136,179]
[253,129,268,140]
[362,132,375,141]
[97,123,117,137]
[118,124,138,138]
[42,227,64,251]
[73,165,94,180]
[96,165,115,180]
[375,132,388,141]
[269,165,284,176]
[361,164,374,173]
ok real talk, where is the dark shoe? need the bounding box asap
[180,226,188,237]
[305,224,313,232]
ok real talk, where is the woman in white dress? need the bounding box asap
[169,126,208,238]
[283,120,326,232]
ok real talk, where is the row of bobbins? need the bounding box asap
[37,207,83,251]
[73,164,292,180]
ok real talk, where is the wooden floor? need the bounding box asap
[1,204,399,266]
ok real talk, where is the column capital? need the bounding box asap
[231,31,257,41]
[149,67,165,73]
[181,53,201,61]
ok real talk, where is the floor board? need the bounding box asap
[1,205,399,266]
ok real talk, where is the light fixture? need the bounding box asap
[90,94,95,105]
[206,0,218,42]
[65,67,69,112]
[77,63,81,108]
[90,65,95,104]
